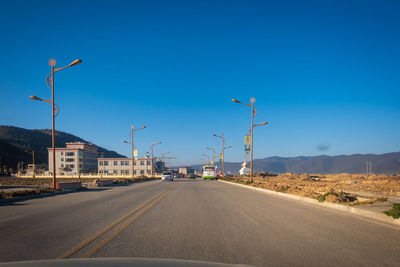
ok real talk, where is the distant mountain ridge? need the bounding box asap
[189,152,400,174]
[0,126,125,170]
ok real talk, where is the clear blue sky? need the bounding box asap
[1,0,399,165]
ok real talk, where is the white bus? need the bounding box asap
[202,165,217,180]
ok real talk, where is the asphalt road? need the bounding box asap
[1,178,400,266]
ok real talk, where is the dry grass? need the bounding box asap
[222,173,400,205]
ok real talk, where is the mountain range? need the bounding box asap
[189,152,400,174]
[0,126,125,170]
[1,125,399,174]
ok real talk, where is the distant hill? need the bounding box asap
[189,152,400,174]
[0,126,125,170]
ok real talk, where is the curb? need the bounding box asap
[219,179,400,227]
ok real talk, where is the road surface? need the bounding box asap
[1,178,399,266]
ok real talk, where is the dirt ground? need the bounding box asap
[226,173,400,205]
[0,176,157,200]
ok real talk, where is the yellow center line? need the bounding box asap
[57,183,178,259]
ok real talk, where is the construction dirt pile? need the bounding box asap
[226,173,400,205]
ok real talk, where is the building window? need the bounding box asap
[68,164,74,169]
[66,152,74,156]
[61,158,64,161]
[140,161,144,166]
[134,170,137,175]
[66,158,74,162]
[99,161,103,166]
[113,170,118,174]
[147,161,151,165]
[140,170,145,175]
[121,161,125,166]
[61,152,64,155]
[61,164,64,167]
[125,161,129,165]
[104,161,109,166]
[134,162,136,166]
[114,161,118,166]
[147,170,151,175]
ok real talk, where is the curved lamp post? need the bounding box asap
[202,154,210,165]
[212,133,232,177]
[123,125,146,179]
[30,58,82,189]
[161,152,170,173]
[151,141,161,177]
[206,146,216,165]
[232,97,268,182]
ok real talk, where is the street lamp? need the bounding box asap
[161,152,170,173]
[212,133,232,177]
[206,146,216,165]
[202,154,210,165]
[123,125,146,179]
[232,97,268,182]
[30,58,82,189]
[151,141,161,177]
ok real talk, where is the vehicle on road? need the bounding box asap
[188,173,196,179]
[161,171,174,181]
[202,165,217,180]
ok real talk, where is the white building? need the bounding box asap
[48,142,99,175]
[98,158,153,176]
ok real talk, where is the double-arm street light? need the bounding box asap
[123,125,146,179]
[30,58,82,189]
[212,133,232,177]
[202,154,210,165]
[206,146,216,165]
[151,141,161,177]
[232,97,268,182]
[161,152,170,173]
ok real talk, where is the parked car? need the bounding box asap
[188,173,196,179]
[161,171,174,181]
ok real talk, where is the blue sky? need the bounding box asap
[1,0,399,165]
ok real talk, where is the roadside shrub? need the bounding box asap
[277,186,290,192]
[315,194,327,202]
[384,204,400,219]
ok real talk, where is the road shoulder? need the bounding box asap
[219,179,400,227]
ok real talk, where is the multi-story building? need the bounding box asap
[48,142,99,175]
[98,158,153,176]
[155,160,165,174]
